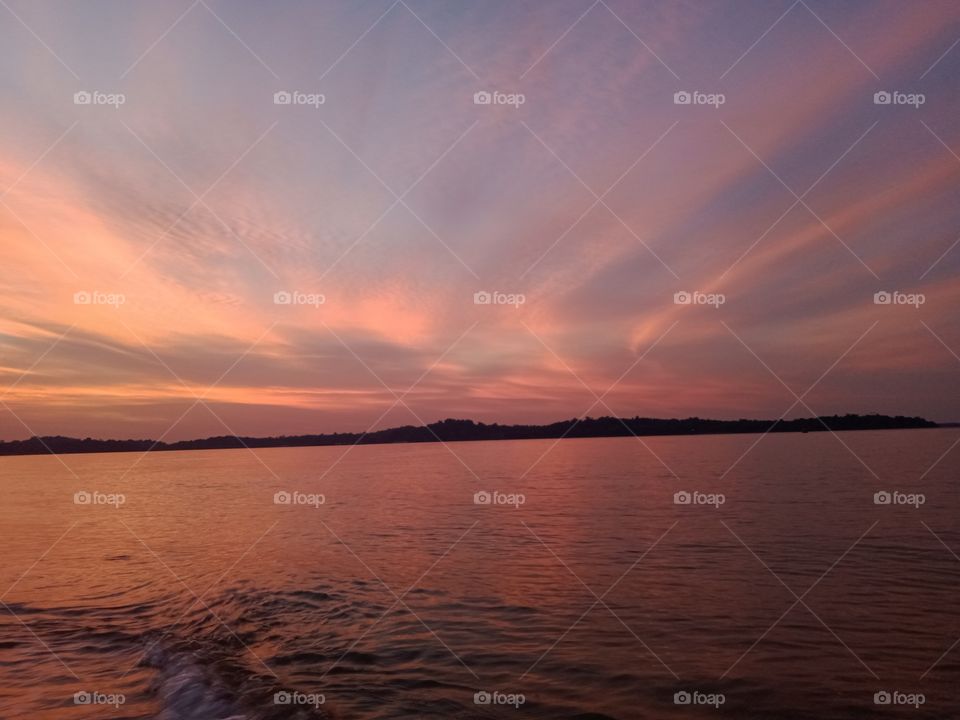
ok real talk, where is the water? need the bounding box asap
[1,429,959,719]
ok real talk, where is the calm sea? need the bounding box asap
[1,429,958,719]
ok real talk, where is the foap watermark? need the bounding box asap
[74,290,125,308]
[473,90,525,108]
[674,90,725,108]
[674,490,725,508]
[674,290,725,308]
[274,690,325,708]
[674,690,725,708]
[874,690,925,709]
[474,490,525,509]
[274,90,325,108]
[274,490,325,508]
[874,290,924,308]
[274,290,325,307]
[73,691,125,708]
[474,290,525,307]
[873,91,925,108]
[74,90,125,108]
[874,490,925,508]
[74,490,125,508]
[474,690,526,708]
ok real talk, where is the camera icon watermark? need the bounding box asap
[873,490,925,508]
[874,690,925,708]
[274,690,325,707]
[473,690,525,708]
[873,290,924,308]
[274,490,325,508]
[74,490,125,508]
[73,691,125,708]
[674,90,725,108]
[674,690,725,707]
[674,290,725,308]
[873,90,924,108]
[673,490,725,508]
[73,290,125,308]
[473,490,525,509]
[473,90,525,108]
[273,290,325,307]
[473,290,525,307]
[273,90,325,108]
[74,90,126,108]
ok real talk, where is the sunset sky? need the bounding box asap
[1,0,959,441]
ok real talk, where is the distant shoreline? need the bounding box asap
[0,413,941,458]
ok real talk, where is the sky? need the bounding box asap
[0,0,959,441]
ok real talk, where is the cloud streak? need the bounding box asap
[1,0,959,439]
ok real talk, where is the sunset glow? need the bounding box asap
[2,0,959,440]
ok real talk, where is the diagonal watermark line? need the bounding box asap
[121,0,201,79]
[0,600,81,679]
[318,520,479,680]
[921,120,960,164]
[0,0,81,79]
[722,321,881,480]
[321,322,485,484]
[114,317,282,481]
[921,320,960,365]
[521,120,679,280]
[319,519,480,678]
[520,319,681,479]
[121,521,279,677]
[721,520,879,678]
[521,121,679,278]
[920,36,960,80]
[919,435,960,481]
[312,322,479,484]
[113,322,278,484]
[121,520,280,677]
[520,520,678,679]
[916,322,960,479]
[1,522,79,600]
[719,121,878,281]
[317,118,480,280]
[119,519,279,678]
[318,0,401,82]
[0,121,78,201]
[120,121,279,278]
[517,321,678,482]
[0,398,83,479]
[720,321,877,479]
[597,0,679,79]
[0,197,79,278]
[720,0,800,79]
[721,120,878,278]
[519,0,679,79]
[0,324,75,399]
[317,117,479,277]
[919,234,960,281]
[120,121,280,278]
[0,120,80,279]
[522,521,679,678]
[398,0,480,80]
[920,522,960,678]
[916,122,960,278]
[798,0,878,79]
[198,0,280,79]
[520,0,600,79]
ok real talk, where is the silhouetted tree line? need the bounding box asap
[0,413,938,457]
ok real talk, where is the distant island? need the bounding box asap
[0,413,940,457]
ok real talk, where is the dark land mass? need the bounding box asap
[0,413,940,457]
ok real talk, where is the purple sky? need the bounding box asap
[1,0,959,440]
